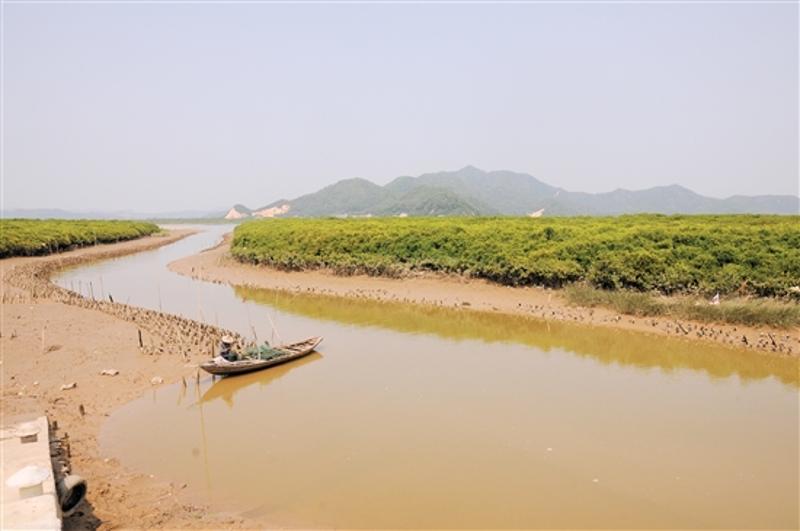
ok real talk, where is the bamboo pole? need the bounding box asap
[267,313,282,346]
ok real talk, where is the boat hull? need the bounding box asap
[200,336,323,376]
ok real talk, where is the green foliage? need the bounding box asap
[244,344,282,360]
[231,215,800,297]
[0,219,160,258]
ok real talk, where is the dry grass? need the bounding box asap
[564,284,800,329]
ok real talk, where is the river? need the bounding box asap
[55,225,799,528]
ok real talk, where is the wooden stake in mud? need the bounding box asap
[138,329,143,348]
[89,282,95,301]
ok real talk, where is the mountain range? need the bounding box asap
[227,166,799,219]
[3,208,221,221]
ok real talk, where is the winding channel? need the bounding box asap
[55,225,799,529]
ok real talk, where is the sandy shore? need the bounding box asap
[170,235,799,357]
[1,231,251,529]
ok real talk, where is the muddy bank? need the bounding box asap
[1,230,252,529]
[169,236,799,357]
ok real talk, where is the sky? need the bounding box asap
[3,2,798,213]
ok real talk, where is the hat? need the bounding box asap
[221,335,235,344]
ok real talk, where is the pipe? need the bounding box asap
[57,474,87,516]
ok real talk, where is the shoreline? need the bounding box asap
[1,230,252,529]
[169,235,799,357]
[2,227,797,528]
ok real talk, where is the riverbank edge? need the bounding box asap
[1,230,254,529]
[169,235,799,357]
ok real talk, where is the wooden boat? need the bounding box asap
[200,336,323,376]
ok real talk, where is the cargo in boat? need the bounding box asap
[200,336,323,376]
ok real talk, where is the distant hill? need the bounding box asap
[3,208,221,220]
[223,204,253,220]
[11,167,797,220]
[289,178,389,217]
[374,186,490,216]
[230,166,799,218]
[276,178,491,217]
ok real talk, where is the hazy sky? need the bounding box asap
[3,2,798,212]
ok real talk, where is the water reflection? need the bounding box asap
[235,285,799,388]
[79,227,797,528]
[201,353,323,407]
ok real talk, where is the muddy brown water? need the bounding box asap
[56,226,799,528]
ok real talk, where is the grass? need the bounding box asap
[564,284,800,329]
[232,215,800,297]
[0,219,161,258]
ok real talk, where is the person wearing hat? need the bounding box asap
[219,335,237,362]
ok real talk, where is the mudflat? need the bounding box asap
[1,230,253,529]
[170,235,799,356]
[3,227,796,528]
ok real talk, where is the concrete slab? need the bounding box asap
[1,414,61,530]
[2,496,60,530]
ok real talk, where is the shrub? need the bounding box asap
[231,215,800,297]
[0,219,160,258]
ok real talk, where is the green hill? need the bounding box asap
[230,166,799,218]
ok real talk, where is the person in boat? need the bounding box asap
[219,335,238,362]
